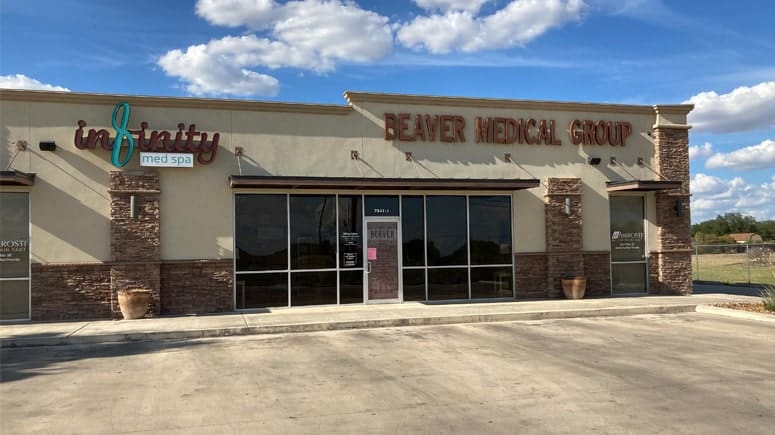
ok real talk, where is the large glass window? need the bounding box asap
[235,195,287,271]
[0,192,30,321]
[426,196,468,266]
[365,195,399,217]
[236,273,288,309]
[290,195,336,270]
[469,196,512,265]
[291,271,337,306]
[428,268,469,300]
[401,196,425,267]
[338,196,362,269]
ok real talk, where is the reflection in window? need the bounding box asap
[291,271,337,306]
[339,196,363,269]
[402,269,425,301]
[471,267,513,299]
[236,273,288,308]
[469,196,512,265]
[290,195,336,269]
[235,194,288,271]
[428,268,468,300]
[401,196,425,267]
[340,270,363,304]
[426,196,468,266]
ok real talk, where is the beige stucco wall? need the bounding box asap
[1,91,686,264]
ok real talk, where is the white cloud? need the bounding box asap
[412,0,491,13]
[689,142,713,160]
[705,139,775,170]
[160,0,392,97]
[0,74,70,92]
[690,173,775,222]
[397,0,585,54]
[684,81,775,133]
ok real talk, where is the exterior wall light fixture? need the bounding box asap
[587,156,601,165]
[350,150,359,160]
[673,199,684,217]
[405,151,413,161]
[130,195,139,219]
[39,141,57,151]
[564,197,572,215]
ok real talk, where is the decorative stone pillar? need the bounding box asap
[109,171,161,317]
[545,178,584,298]
[651,105,693,295]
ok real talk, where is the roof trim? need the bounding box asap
[230,176,540,191]
[0,170,36,186]
[0,89,353,115]
[345,91,663,115]
[606,180,682,192]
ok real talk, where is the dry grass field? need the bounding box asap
[693,252,775,285]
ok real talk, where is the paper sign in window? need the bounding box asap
[367,248,377,260]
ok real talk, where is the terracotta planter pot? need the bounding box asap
[561,277,586,299]
[117,289,151,319]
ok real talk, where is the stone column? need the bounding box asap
[545,178,584,298]
[651,106,693,295]
[109,171,161,316]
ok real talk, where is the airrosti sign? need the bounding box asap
[383,113,633,146]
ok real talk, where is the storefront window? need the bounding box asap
[236,273,288,309]
[365,195,399,217]
[291,271,337,306]
[428,268,469,300]
[339,270,363,304]
[235,194,287,271]
[401,196,425,267]
[469,196,512,265]
[402,269,425,301]
[471,267,513,299]
[0,192,30,320]
[290,195,336,269]
[426,196,468,266]
[338,196,362,269]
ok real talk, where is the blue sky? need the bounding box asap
[1,0,774,223]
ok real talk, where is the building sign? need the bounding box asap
[384,112,632,146]
[74,102,220,168]
[140,152,194,168]
[611,230,645,261]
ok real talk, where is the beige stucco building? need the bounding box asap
[0,89,693,321]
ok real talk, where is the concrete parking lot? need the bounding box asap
[2,313,774,434]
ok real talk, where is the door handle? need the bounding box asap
[367,261,372,274]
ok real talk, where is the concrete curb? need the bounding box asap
[1,304,697,348]
[696,305,775,323]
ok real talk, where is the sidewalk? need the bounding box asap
[0,293,763,348]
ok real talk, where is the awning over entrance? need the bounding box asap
[605,180,682,192]
[230,175,540,191]
[0,170,35,186]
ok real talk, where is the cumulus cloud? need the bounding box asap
[0,74,70,92]
[412,0,491,13]
[684,81,775,133]
[691,173,775,222]
[705,139,775,170]
[397,0,585,54]
[689,142,713,160]
[159,0,393,97]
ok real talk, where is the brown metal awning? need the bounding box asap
[0,170,35,186]
[606,180,681,192]
[230,175,540,191]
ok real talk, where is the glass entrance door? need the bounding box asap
[365,219,400,302]
[1,192,30,320]
[610,196,647,295]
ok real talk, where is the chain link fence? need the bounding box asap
[693,243,775,285]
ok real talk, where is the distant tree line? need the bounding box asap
[692,213,775,243]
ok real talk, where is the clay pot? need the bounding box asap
[117,289,151,319]
[561,277,586,299]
